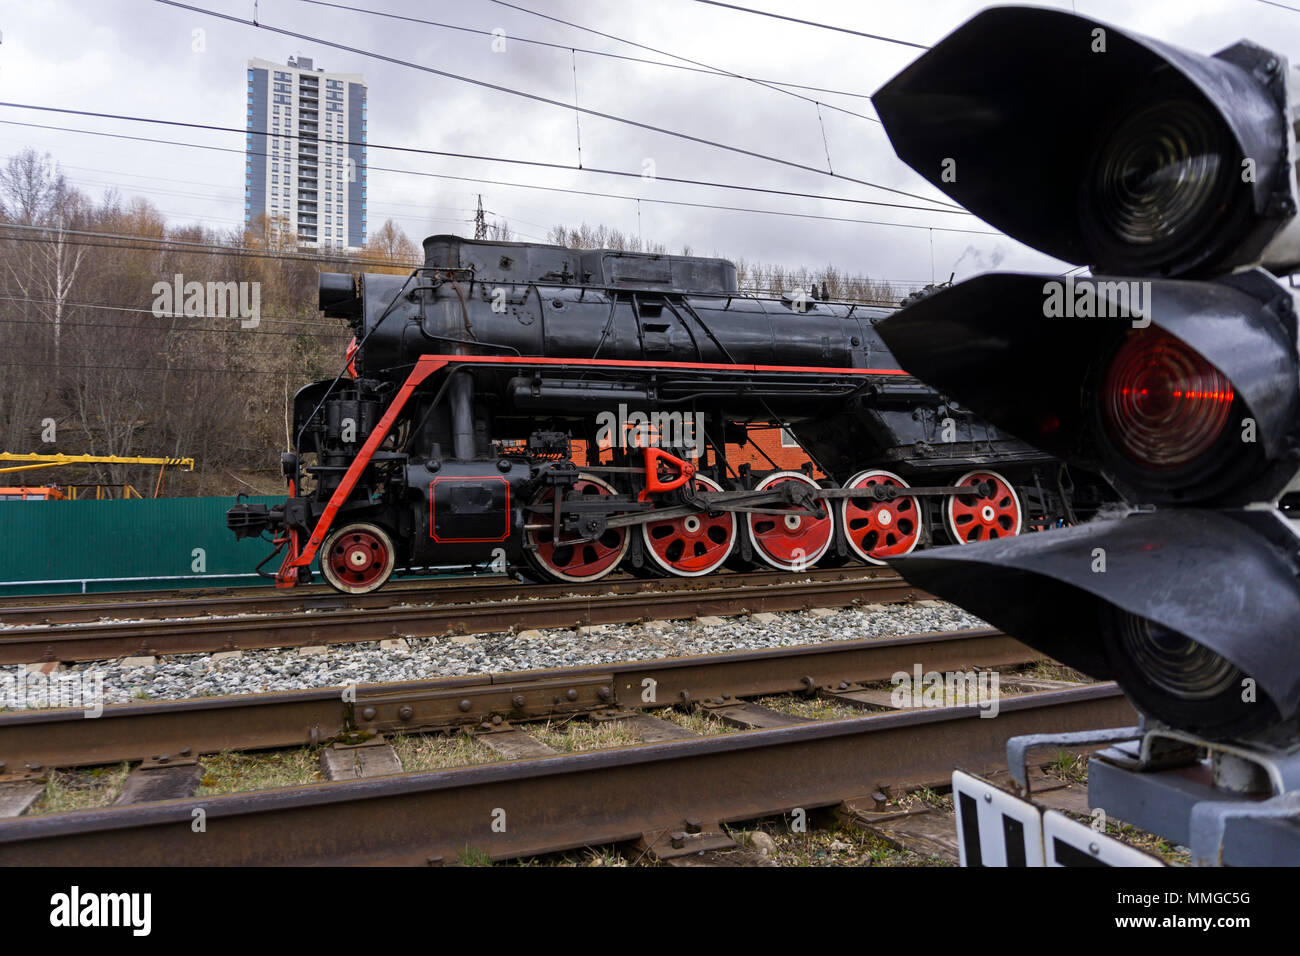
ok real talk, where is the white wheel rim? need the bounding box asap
[745,470,833,571]
[320,521,396,595]
[640,473,736,577]
[525,473,630,582]
[944,469,1024,545]
[839,469,922,565]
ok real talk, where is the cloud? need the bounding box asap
[1,0,1283,280]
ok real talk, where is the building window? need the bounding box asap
[779,428,800,448]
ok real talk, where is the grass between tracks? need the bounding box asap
[11,655,1187,866]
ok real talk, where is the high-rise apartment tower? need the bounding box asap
[244,56,367,250]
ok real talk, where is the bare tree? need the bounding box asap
[0,149,67,225]
[363,219,419,270]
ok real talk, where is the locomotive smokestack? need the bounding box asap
[319,272,359,317]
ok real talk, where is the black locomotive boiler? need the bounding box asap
[228,235,1102,593]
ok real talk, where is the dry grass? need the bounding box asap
[728,816,953,867]
[390,730,501,771]
[525,718,642,752]
[1018,660,1094,683]
[752,695,867,721]
[655,707,734,736]
[195,749,320,796]
[516,845,631,867]
[28,763,130,814]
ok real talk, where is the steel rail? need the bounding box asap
[0,683,1134,865]
[0,627,1025,770]
[0,573,924,665]
[0,566,890,624]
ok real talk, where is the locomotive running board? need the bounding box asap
[277,353,910,587]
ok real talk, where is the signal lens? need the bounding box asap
[1082,98,1238,272]
[1101,328,1233,470]
[1115,612,1241,701]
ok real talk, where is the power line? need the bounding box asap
[693,1,930,49]
[0,226,947,295]
[476,0,879,123]
[1,115,989,237]
[0,221,415,268]
[154,0,958,207]
[300,0,876,102]
[0,360,261,374]
[0,114,964,216]
[49,163,484,220]
[0,294,350,335]
[1255,0,1300,12]
[16,167,478,231]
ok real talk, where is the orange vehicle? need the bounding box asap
[0,486,67,501]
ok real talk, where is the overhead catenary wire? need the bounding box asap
[0,114,967,216]
[692,1,931,49]
[0,115,992,237]
[1255,0,1300,13]
[153,0,959,208]
[298,0,877,100]
[478,0,882,123]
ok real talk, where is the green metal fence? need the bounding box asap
[0,495,302,595]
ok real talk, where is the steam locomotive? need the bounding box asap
[228,235,1105,593]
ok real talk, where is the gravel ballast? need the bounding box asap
[11,602,990,707]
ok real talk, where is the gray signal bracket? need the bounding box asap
[1005,724,1300,865]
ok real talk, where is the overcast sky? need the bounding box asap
[0,0,1292,285]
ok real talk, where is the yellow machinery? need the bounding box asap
[0,454,195,499]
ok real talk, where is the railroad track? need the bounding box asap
[0,568,924,664]
[0,566,884,625]
[0,628,1135,865]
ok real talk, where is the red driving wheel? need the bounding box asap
[641,474,736,576]
[746,471,834,571]
[945,470,1023,544]
[320,522,396,594]
[524,474,629,582]
[840,469,923,565]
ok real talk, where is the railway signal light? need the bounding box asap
[877,271,1299,508]
[872,5,1300,279]
[872,6,1300,741]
